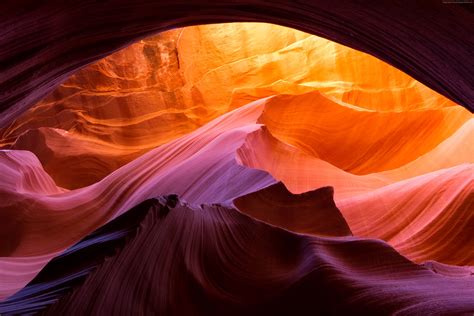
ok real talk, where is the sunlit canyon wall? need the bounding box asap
[0,23,472,315]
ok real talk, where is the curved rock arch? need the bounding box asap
[0,1,473,128]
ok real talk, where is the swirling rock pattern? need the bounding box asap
[0,100,277,300]
[0,19,472,315]
[5,196,474,315]
[3,23,466,189]
[0,1,472,129]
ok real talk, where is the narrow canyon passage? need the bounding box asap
[0,22,472,315]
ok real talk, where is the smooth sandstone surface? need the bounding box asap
[0,21,472,314]
[1,24,469,188]
[0,1,472,130]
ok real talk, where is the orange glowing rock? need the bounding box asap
[178,24,458,112]
[0,23,472,302]
[0,23,463,189]
[236,94,473,265]
[257,91,471,174]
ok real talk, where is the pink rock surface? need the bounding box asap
[0,101,276,299]
[0,15,472,314]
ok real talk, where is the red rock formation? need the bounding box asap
[2,24,467,189]
[234,182,352,237]
[257,92,471,174]
[0,1,472,130]
[337,165,474,266]
[39,197,474,315]
[236,94,473,265]
[0,100,276,299]
[0,18,472,315]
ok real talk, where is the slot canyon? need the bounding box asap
[0,3,473,315]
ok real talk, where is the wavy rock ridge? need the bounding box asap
[2,196,473,315]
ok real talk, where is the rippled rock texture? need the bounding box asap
[0,22,473,315]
